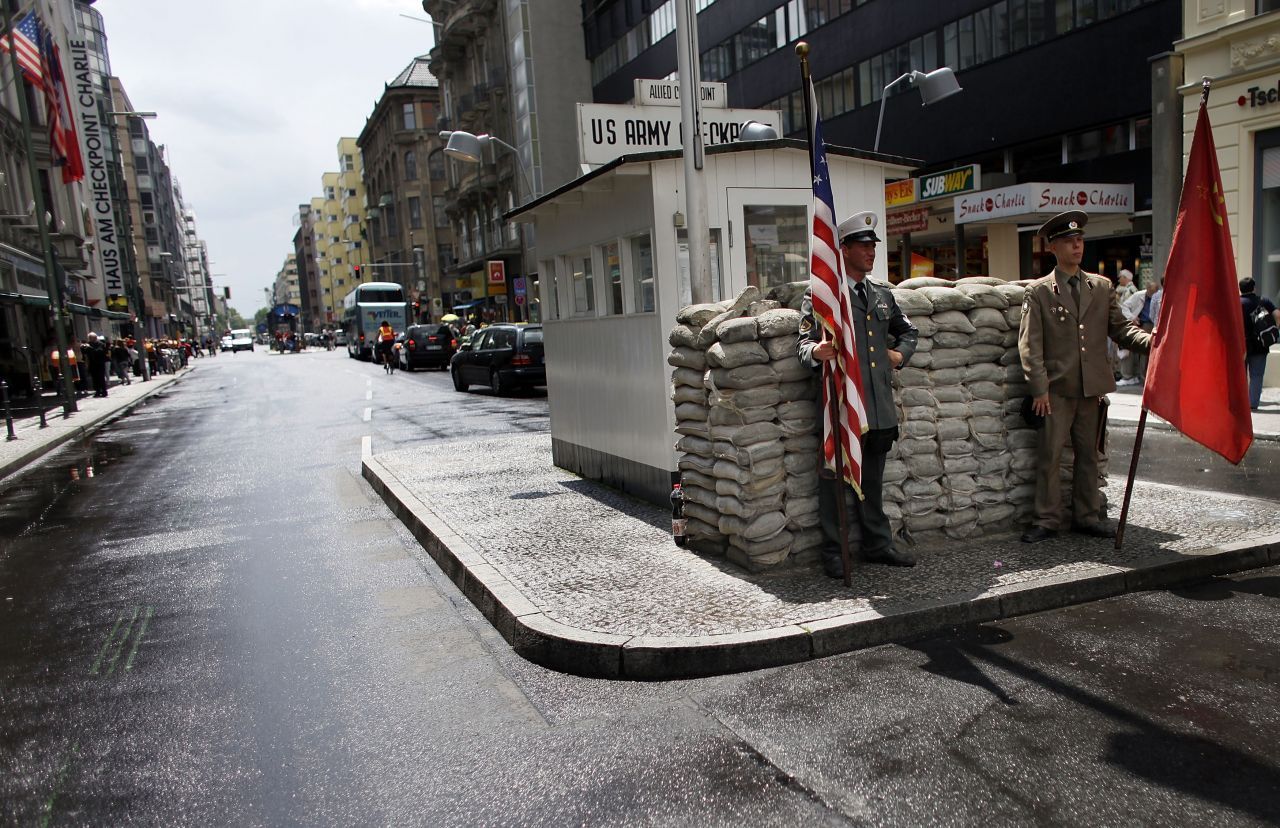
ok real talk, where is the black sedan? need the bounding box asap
[449,324,545,395]
[397,324,458,371]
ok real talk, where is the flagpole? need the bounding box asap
[797,42,853,588]
[2,7,77,414]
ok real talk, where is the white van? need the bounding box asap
[229,329,254,353]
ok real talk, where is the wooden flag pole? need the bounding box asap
[797,41,853,588]
[1115,407,1147,550]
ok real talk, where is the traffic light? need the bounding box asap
[352,264,361,278]
[223,286,231,300]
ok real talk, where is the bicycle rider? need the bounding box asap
[375,320,396,370]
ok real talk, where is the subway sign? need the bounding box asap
[918,164,980,201]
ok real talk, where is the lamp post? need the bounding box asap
[872,68,962,153]
[442,129,534,322]
[4,5,77,412]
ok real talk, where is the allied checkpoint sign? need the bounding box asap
[577,101,784,167]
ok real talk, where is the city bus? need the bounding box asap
[342,282,408,360]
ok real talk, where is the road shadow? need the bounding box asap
[1169,574,1280,602]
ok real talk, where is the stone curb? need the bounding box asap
[363,453,1280,680]
[0,370,191,483]
[1107,410,1280,442]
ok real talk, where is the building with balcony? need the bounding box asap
[585,0,1181,284]
[274,254,300,306]
[425,0,591,321]
[358,55,452,323]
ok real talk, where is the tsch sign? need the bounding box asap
[955,182,1135,224]
[1239,80,1280,107]
[576,102,782,166]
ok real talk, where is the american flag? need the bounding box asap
[807,81,868,493]
[38,17,84,183]
[0,12,45,87]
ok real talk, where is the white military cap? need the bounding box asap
[838,211,881,244]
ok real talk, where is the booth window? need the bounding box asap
[602,241,623,316]
[570,251,595,316]
[743,205,808,290]
[631,234,655,314]
[539,259,559,320]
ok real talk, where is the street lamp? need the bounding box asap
[442,131,533,203]
[739,120,779,142]
[873,67,962,153]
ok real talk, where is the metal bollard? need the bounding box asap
[1,379,15,441]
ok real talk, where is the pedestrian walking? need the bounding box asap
[110,338,132,386]
[83,332,109,398]
[1119,274,1162,384]
[1018,211,1153,543]
[1114,268,1137,303]
[1240,276,1280,410]
[798,210,918,575]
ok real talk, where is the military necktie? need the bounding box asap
[1069,275,1080,309]
[855,281,867,306]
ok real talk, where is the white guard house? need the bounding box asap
[508,139,915,505]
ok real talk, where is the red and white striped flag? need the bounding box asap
[807,82,868,494]
[0,12,45,88]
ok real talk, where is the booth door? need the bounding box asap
[724,188,812,298]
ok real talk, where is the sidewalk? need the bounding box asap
[0,369,192,482]
[1107,384,1280,440]
[364,432,1280,680]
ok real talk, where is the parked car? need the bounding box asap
[449,324,544,395]
[398,324,458,371]
[333,329,347,346]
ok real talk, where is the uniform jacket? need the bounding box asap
[797,278,918,431]
[1019,268,1151,399]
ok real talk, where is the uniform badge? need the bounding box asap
[799,317,813,334]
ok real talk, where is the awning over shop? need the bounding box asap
[0,291,51,308]
[65,302,130,322]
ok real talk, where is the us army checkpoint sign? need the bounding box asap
[576,102,783,167]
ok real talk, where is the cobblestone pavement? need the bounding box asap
[373,432,1280,640]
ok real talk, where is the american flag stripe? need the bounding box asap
[807,79,867,494]
[0,13,46,86]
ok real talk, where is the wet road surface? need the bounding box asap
[2,349,1278,826]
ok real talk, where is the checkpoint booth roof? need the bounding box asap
[508,138,916,505]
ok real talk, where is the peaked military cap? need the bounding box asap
[838,211,881,244]
[1038,210,1088,241]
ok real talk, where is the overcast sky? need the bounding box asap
[93,0,436,317]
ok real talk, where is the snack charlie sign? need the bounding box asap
[576,101,782,167]
[955,182,1135,224]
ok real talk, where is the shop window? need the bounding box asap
[1010,0,1028,51]
[630,234,655,314]
[404,151,417,181]
[1133,117,1151,150]
[991,1,1010,58]
[1260,0,1280,12]
[602,241,622,315]
[1012,136,1063,177]
[1255,130,1280,299]
[1065,122,1128,162]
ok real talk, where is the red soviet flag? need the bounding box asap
[1143,101,1252,464]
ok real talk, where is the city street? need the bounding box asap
[2,353,1279,826]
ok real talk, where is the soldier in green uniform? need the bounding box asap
[1018,210,1152,543]
[798,211,918,575]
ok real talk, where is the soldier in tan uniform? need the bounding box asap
[1018,210,1152,543]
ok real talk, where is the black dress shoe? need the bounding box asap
[821,552,845,579]
[862,546,916,567]
[1071,520,1117,538]
[1021,526,1056,544]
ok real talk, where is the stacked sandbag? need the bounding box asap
[668,285,823,572]
[671,276,1093,573]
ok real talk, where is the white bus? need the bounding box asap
[342,282,408,360]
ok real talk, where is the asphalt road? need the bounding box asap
[2,349,1278,826]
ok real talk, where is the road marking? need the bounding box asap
[361,435,372,460]
[362,407,371,422]
[104,605,141,677]
[38,741,77,828]
[123,606,154,671]
[365,390,372,400]
[89,613,126,675]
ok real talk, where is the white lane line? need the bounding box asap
[361,435,372,460]
[365,390,372,400]
[362,407,372,422]
[366,378,373,386]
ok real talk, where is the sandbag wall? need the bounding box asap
[669,278,1047,573]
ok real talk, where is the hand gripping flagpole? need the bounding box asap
[1117,76,1214,550]
[797,42,853,587]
